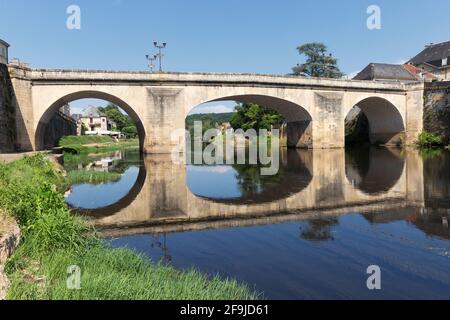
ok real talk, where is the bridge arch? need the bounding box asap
[35,90,146,151]
[344,96,405,146]
[186,94,313,148]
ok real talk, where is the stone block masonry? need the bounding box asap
[424,82,450,144]
[0,64,17,152]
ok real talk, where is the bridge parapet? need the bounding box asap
[28,68,420,93]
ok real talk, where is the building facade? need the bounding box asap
[76,106,117,135]
[408,41,450,81]
[79,106,113,134]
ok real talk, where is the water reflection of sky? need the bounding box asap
[187,165,243,199]
[66,166,140,209]
[110,213,450,300]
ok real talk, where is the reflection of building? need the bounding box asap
[78,106,114,135]
[408,41,450,81]
[0,39,9,65]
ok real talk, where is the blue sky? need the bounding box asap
[1,0,450,114]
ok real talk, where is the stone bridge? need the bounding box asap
[6,60,424,153]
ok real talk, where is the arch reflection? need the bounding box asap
[186,149,313,204]
[68,150,147,218]
[345,146,405,195]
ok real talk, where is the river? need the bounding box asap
[65,146,450,299]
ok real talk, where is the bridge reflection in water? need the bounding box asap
[83,147,426,237]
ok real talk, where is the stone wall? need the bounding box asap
[43,111,77,149]
[0,64,17,152]
[424,82,450,144]
[0,214,20,300]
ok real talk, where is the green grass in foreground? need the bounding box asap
[67,170,122,185]
[0,154,258,300]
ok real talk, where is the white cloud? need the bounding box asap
[189,102,235,115]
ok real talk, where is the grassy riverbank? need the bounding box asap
[0,155,258,300]
[59,135,139,155]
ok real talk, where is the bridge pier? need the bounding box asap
[312,92,345,148]
[145,87,185,154]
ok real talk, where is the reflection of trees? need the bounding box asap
[232,164,285,198]
[299,218,339,241]
[111,150,142,174]
[345,146,370,185]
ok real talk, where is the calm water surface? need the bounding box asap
[66,147,450,299]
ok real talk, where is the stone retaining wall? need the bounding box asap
[0,214,21,300]
[424,82,450,144]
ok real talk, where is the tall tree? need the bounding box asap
[292,42,345,78]
[230,103,283,131]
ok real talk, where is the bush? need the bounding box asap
[122,126,138,138]
[417,131,444,148]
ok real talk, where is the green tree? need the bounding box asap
[122,126,138,138]
[98,104,136,133]
[292,42,345,78]
[230,103,283,131]
[299,218,339,241]
[186,114,218,137]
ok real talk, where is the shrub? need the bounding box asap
[122,126,138,138]
[417,131,444,148]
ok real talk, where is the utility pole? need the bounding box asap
[153,41,167,72]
